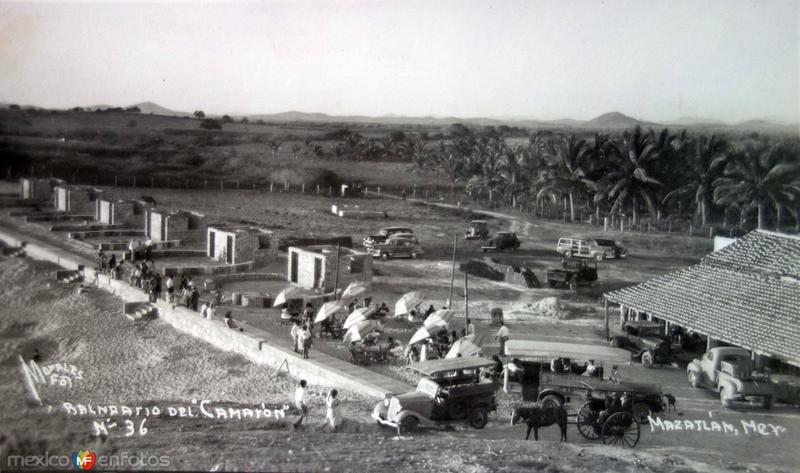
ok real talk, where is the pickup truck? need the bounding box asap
[687,347,775,408]
[545,258,597,290]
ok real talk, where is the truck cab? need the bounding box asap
[687,347,775,408]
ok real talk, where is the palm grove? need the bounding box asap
[323,125,800,234]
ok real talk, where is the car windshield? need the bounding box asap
[638,326,662,336]
[417,378,441,398]
[593,239,616,246]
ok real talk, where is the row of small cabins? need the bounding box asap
[16,178,372,291]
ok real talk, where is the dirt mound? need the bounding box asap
[530,297,568,319]
[458,260,504,281]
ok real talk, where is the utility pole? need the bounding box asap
[448,235,457,309]
[464,271,469,334]
[332,243,341,300]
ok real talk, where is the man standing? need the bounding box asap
[466,318,475,336]
[293,379,308,429]
[290,320,302,353]
[495,321,509,356]
[165,275,174,303]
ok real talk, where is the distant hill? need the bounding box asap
[585,112,654,128]
[130,101,191,117]
[668,117,728,126]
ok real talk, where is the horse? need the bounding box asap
[511,405,568,441]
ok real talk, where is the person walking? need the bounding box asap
[290,320,302,353]
[207,301,216,320]
[300,324,313,359]
[165,275,174,303]
[320,389,340,432]
[293,379,308,429]
[495,321,509,356]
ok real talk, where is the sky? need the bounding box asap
[0,0,798,124]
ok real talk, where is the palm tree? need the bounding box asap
[714,139,800,230]
[600,126,663,224]
[662,135,728,226]
[536,134,595,221]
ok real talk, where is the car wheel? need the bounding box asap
[595,253,604,262]
[720,388,732,408]
[468,407,489,429]
[411,252,418,259]
[381,253,389,261]
[688,371,700,388]
[566,250,573,258]
[447,400,468,420]
[632,402,651,423]
[398,416,419,435]
[541,394,563,408]
[641,351,654,368]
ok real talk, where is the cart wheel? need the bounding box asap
[631,402,651,424]
[541,394,563,408]
[398,416,419,435]
[576,401,601,440]
[468,407,489,429]
[601,412,639,448]
[641,351,654,368]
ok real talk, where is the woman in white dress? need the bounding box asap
[324,389,340,431]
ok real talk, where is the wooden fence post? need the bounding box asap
[603,217,608,232]
[620,219,624,232]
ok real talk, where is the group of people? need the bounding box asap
[96,250,122,280]
[290,320,314,359]
[293,379,340,432]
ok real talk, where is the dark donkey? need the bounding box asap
[511,405,568,441]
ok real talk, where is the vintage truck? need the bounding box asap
[687,347,775,408]
[609,320,674,368]
[546,258,598,290]
[373,357,499,435]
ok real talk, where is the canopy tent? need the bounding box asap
[504,339,631,363]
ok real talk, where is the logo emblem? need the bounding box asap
[72,450,96,470]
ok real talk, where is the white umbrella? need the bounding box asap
[341,281,369,299]
[343,306,378,330]
[273,286,309,307]
[314,299,348,324]
[394,291,425,317]
[409,321,448,345]
[445,335,482,359]
[424,309,455,327]
[343,320,381,345]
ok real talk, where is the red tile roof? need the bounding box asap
[605,230,800,366]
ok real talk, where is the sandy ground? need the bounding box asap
[1,255,779,472]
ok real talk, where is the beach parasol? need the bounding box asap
[343,320,381,345]
[394,290,426,317]
[341,281,369,299]
[343,305,379,330]
[445,335,482,359]
[408,321,448,345]
[424,309,455,327]
[314,299,349,324]
[273,286,309,307]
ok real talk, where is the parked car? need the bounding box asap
[363,227,414,248]
[481,232,520,252]
[373,357,499,435]
[556,237,627,261]
[464,220,490,240]
[545,258,598,289]
[371,237,424,260]
[609,321,673,368]
[687,347,775,408]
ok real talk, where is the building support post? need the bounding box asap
[604,298,609,340]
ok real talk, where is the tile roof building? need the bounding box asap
[604,230,800,367]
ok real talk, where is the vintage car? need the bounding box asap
[373,356,499,435]
[481,232,520,252]
[371,237,424,260]
[687,347,775,408]
[609,321,673,368]
[464,220,490,240]
[556,237,628,261]
[545,258,598,289]
[363,227,415,249]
